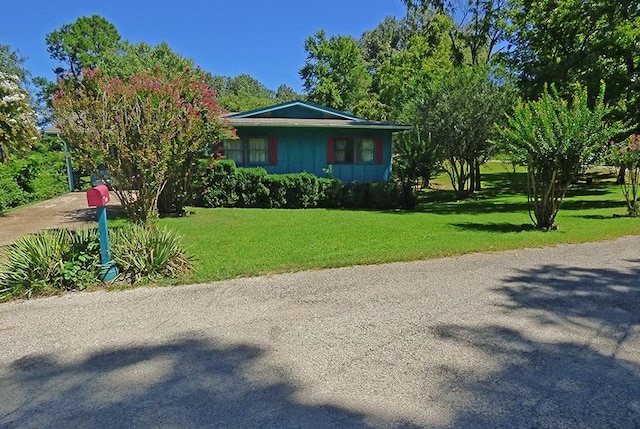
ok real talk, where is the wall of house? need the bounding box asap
[234,126,392,183]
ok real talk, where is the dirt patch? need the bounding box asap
[0,192,122,247]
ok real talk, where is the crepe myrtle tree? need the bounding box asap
[605,134,640,217]
[493,83,625,230]
[0,72,39,162]
[52,67,235,223]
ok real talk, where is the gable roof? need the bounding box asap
[227,100,411,131]
[228,100,361,120]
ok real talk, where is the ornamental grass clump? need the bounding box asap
[111,224,193,284]
[0,228,100,301]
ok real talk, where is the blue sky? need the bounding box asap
[1,0,407,93]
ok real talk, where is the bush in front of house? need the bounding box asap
[193,160,403,210]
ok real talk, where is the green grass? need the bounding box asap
[159,162,640,284]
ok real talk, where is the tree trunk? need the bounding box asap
[617,166,627,185]
[474,159,482,191]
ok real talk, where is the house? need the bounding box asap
[225,101,411,183]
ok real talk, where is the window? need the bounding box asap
[335,138,354,164]
[329,137,382,165]
[356,138,375,163]
[223,136,276,166]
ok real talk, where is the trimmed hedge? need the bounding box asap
[192,159,404,210]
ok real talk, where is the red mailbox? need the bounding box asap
[86,184,111,207]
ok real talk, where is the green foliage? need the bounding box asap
[193,160,401,210]
[605,135,640,216]
[0,137,67,211]
[393,126,441,207]
[493,83,625,229]
[411,65,515,198]
[0,229,101,301]
[111,224,193,284]
[300,30,372,113]
[0,43,29,85]
[0,165,28,211]
[0,72,39,162]
[53,67,235,223]
[505,0,640,126]
[45,14,122,78]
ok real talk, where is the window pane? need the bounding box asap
[357,138,375,163]
[248,137,268,164]
[335,138,354,164]
[224,139,244,165]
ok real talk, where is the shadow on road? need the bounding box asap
[429,261,640,428]
[1,336,371,428]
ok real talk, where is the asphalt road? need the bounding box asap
[1,236,639,428]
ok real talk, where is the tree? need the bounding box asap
[403,0,511,65]
[46,15,122,79]
[493,84,625,230]
[505,0,640,127]
[365,12,456,121]
[0,72,39,162]
[411,65,514,198]
[605,135,640,217]
[0,44,29,85]
[52,68,235,223]
[300,30,371,114]
[275,84,301,103]
[393,126,441,208]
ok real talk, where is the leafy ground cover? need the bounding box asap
[160,162,640,284]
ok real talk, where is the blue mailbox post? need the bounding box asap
[86,185,118,282]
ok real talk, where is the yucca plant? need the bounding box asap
[111,224,192,284]
[0,228,101,301]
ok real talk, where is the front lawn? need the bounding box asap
[159,163,640,284]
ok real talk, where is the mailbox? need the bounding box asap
[86,184,111,207]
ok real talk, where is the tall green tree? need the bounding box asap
[403,0,511,65]
[411,65,515,198]
[505,0,640,126]
[493,84,625,229]
[45,15,122,78]
[0,44,29,85]
[300,30,371,114]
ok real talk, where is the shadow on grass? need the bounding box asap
[450,222,535,233]
[0,336,371,428]
[429,261,640,427]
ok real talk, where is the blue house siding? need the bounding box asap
[234,126,392,183]
[227,101,409,183]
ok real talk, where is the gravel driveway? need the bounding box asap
[1,235,639,428]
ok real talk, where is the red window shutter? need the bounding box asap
[375,137,384,164]
[269,136,278,165]
[327,137,336,164]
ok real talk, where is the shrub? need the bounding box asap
[342,182,369,208]
[235,168,270,208]
[368,182,403,209]
[111,224,193,284]
[193,160,403,210]
[0,229,101,301]
[0,166,28,211]
[318,178,343,208]
[195,159,239,208]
